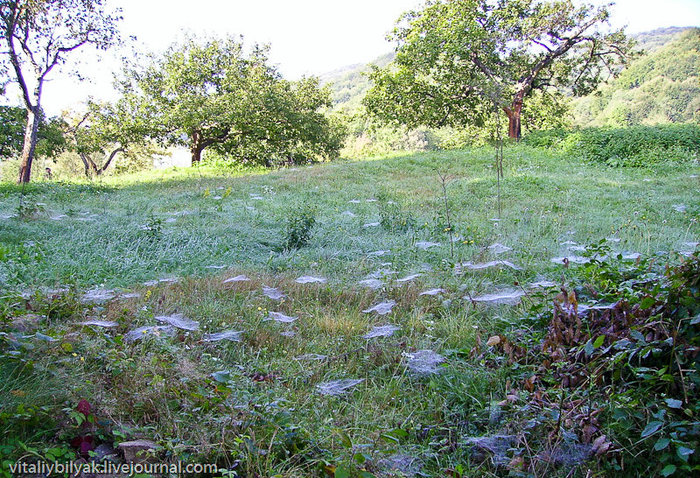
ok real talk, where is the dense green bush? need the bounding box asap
[284,204,317,250]
[524,124,700,166]
[521,128,571,148]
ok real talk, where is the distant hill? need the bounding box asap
[322,27,699,126]
[632,26,694,53]
[321,52,393,112]
[572,27,699,126]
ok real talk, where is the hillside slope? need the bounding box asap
[572,27,700,126]
[321,52,394,112]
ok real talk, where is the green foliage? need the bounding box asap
[62,101,159,179]
[0,106,67,161]
[16,200,45,221]
[364,0,634,138]
[284,204,317,250]
[340,116,435,158]
[377,193,415,233]
[465,246,700,476]
[521,128,571,148]
[524,124,700,166]
[0,147,698,476]
[633,27,693,53]
[0,0,122,182]
[119,35,344,167]
[0,240,45,284]
[323,53,394,113]
[573,28,700,126]
[579,250,700,476]
[139,215,164,242]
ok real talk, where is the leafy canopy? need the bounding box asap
[0,0,122,182]
[118,35,344,166]
[364,0,635,137]
[573,28,700,126]
[63,101,159,177]
[0,0,122,107]
[0,106,66,160]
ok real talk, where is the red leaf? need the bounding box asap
[70,435,94,456]
[76,399,91,416]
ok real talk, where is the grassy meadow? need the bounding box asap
[1,146,698,477]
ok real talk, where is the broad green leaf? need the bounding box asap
[664,398,683,409]
[641,420,664,438]
[654,437,671,450]
[593,335,605,348]
[677,446,694,461]
[660,464,676,477]
[335,465,351,478]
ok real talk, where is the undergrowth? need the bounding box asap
[524,124,700,166]
[0,247,698,476]
[473,246,700,476]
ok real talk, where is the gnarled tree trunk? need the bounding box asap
[79,147,124,179]
[190,130,222,164]
[503,91,525,140]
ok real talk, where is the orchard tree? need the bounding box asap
[65,101,153,178]
[0,0,121,183]
[119,35,343,166]
[365,0,635,139]
[213,75,346,166]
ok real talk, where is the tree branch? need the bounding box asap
[98,146,124,174]
[6,36,33,107]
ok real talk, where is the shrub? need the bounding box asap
[284,205,316,250]
[521,128,571,148]
[524,124,700,166]
[377,192,415,233]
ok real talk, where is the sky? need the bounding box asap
[4,0,699,116]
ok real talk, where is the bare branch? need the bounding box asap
[531,38,554,53]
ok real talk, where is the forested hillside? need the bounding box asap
[319,53,394,112]
[572,27,699,126]
[324,27,699,127]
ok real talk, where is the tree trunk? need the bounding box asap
[190,131,204,164]
[80,153,99,179]
[18,105,41,183]
[505,101,523,140]
[79,147,123,178]
[79,153,94,178]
